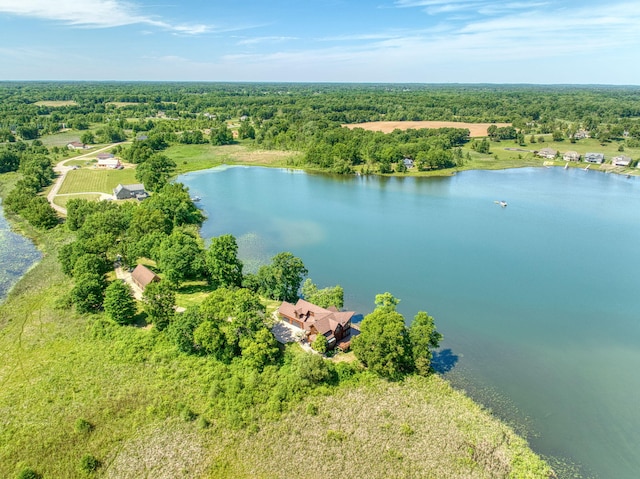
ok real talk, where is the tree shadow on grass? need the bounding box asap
[177,283,214,295]
[132,311,149,328]
[431,348,459,374]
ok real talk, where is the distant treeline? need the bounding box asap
[2,82,640,173]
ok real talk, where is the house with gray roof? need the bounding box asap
[584,152,605,164]
[612,155,632,167]
[113,183,148,200]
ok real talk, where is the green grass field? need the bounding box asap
[53,193,103,208]
[58,168,138,195]
[165,143,302,175]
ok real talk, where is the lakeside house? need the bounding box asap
[584,152,605,164]
[537,147,557,159]
[403,158,415,169]
[113,183,148,200]
[277,299,356,350]
[131,264,160,291]
[67,141,88,150]
[612,155,632,167]
[563,151,580,162]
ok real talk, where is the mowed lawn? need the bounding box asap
[58,168,138,195]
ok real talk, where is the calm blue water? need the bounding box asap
[0,201,41,303]
[180,166,640,479]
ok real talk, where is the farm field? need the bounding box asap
[343,121,511,137]
[33,100,78,107]
[58,168,138,195]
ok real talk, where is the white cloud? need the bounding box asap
[0,0,210,34]
[236,36,298,46]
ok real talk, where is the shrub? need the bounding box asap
[75,418,93,434]
[79,454,100,474]
[15,468,40,479]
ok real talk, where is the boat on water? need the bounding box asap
[191,196,201,202]
[494,200,508,208]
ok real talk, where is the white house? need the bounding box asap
[97,158,122,169]
[611,155,631,167]
[563,151,580,162]
[537,148,557,159]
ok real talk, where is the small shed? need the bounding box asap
[131,264,160,291]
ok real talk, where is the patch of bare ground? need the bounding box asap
[343,121,511,137]
[104,421,210,479]
[34,100,78,107]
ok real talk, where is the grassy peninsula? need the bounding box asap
[0,178,553,477]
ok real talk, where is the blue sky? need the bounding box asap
[0,0,639,84]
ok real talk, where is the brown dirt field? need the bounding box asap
[34,100,78,107]
[343,121,511,137]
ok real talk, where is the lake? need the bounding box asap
[180,165,640,479]
[0,201,41,304]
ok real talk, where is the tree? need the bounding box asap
[206,234,243,289]
[142,281,175,330]
[409,311,443,375]
[80,131,95,144]
[71,273,107,314]
[251,252,308,302]
[352,293,413,379]
[0,149,20,173]
[142,182,205,228]
[210,122,233,145]
[311,333,329,353]
[135,154,176,192]
[103,280,137,325]
[301,278,344,309]
[22,197,58,229]
[154,229,205,286]
[166,306,203,354]
[240,327,280,370]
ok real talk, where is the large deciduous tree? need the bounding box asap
[142,281,175,330]
[103,280,137,325]
[352,293,413,379]
[248,252,307,303]
[409,311,443,376]
[134,153,176,192]
[206,234,243,289]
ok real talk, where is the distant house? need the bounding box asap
[113,183,148,200]
[611,155,632,167]
[402,158,414,168]
[278,299,355,350]
[239,115,249,121]
[131,264,160,291]
[97,158,122,169]
[67,141,87,150]
[584,152,605,164]
[573,130,590,140]
[537,148,557,159]
[563,151,580,162]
